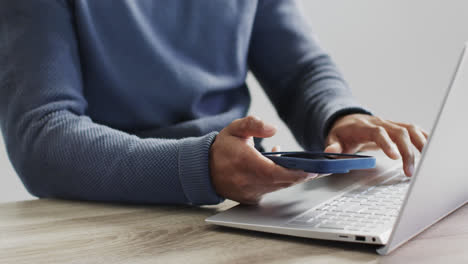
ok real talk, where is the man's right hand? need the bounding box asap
[210,116,315,205]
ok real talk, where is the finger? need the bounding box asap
[377,123,415,176]
[389,121,429,139]
[405,125,427,152]
[367,126,402,160]
[324,142,343,153]
[387,121,427,151]
[259,160,308,184]
[422,130,429,139]
[324,134,343,153]
[304,173,320,181]
[269,166,309,184]
[226,116,277,139]
[359,142,380,151]
[269,173,320,191]
[271,145,281,152]
[243,147,308,184]
[326,121,399,155]
[238,195,262,205]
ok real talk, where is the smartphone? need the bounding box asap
[262,151,376,174]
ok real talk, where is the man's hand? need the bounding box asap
[210,116,315,204]
[324,114,428,177]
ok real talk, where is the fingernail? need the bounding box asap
[263,123,277,132]
[295,170,309,178]
[251,115,261,121]
[302,173,320,182]
[407,164,415,176]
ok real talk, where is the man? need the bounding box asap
[0,1,427,205]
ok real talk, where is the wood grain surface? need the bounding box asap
[0,199,466,264]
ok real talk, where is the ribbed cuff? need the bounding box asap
[178,132,224,205]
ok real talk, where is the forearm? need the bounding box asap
[0,0,222,205]
[286,56,372,150]
[3,107,221,205]
[249,0,371,150]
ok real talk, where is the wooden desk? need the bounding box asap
[0,199,466,264]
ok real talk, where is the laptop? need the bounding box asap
[206,43,468,255]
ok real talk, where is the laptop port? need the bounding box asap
[355,236,366,241]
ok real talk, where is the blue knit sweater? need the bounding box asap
[0,0,369,205]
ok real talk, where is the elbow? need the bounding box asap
[12,156,51,199]
[4,138,52,199]
[20,172,49,199]
[2,109,73,199]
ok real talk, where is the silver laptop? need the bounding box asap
[206,43,468,255]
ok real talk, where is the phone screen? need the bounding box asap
[279,153,359,160]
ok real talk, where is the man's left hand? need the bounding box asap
[324,114,428,177]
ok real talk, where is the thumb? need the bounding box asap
[324,142,343,153]
[324,136,343,153]
[226,116,277,138]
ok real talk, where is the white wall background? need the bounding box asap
[1,0,467,202]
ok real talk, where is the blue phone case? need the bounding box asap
[262,152,376,173]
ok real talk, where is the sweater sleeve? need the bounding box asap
[249,0,372,151]
[0,0,222,205]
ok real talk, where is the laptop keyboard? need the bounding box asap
[287,173,410,233]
